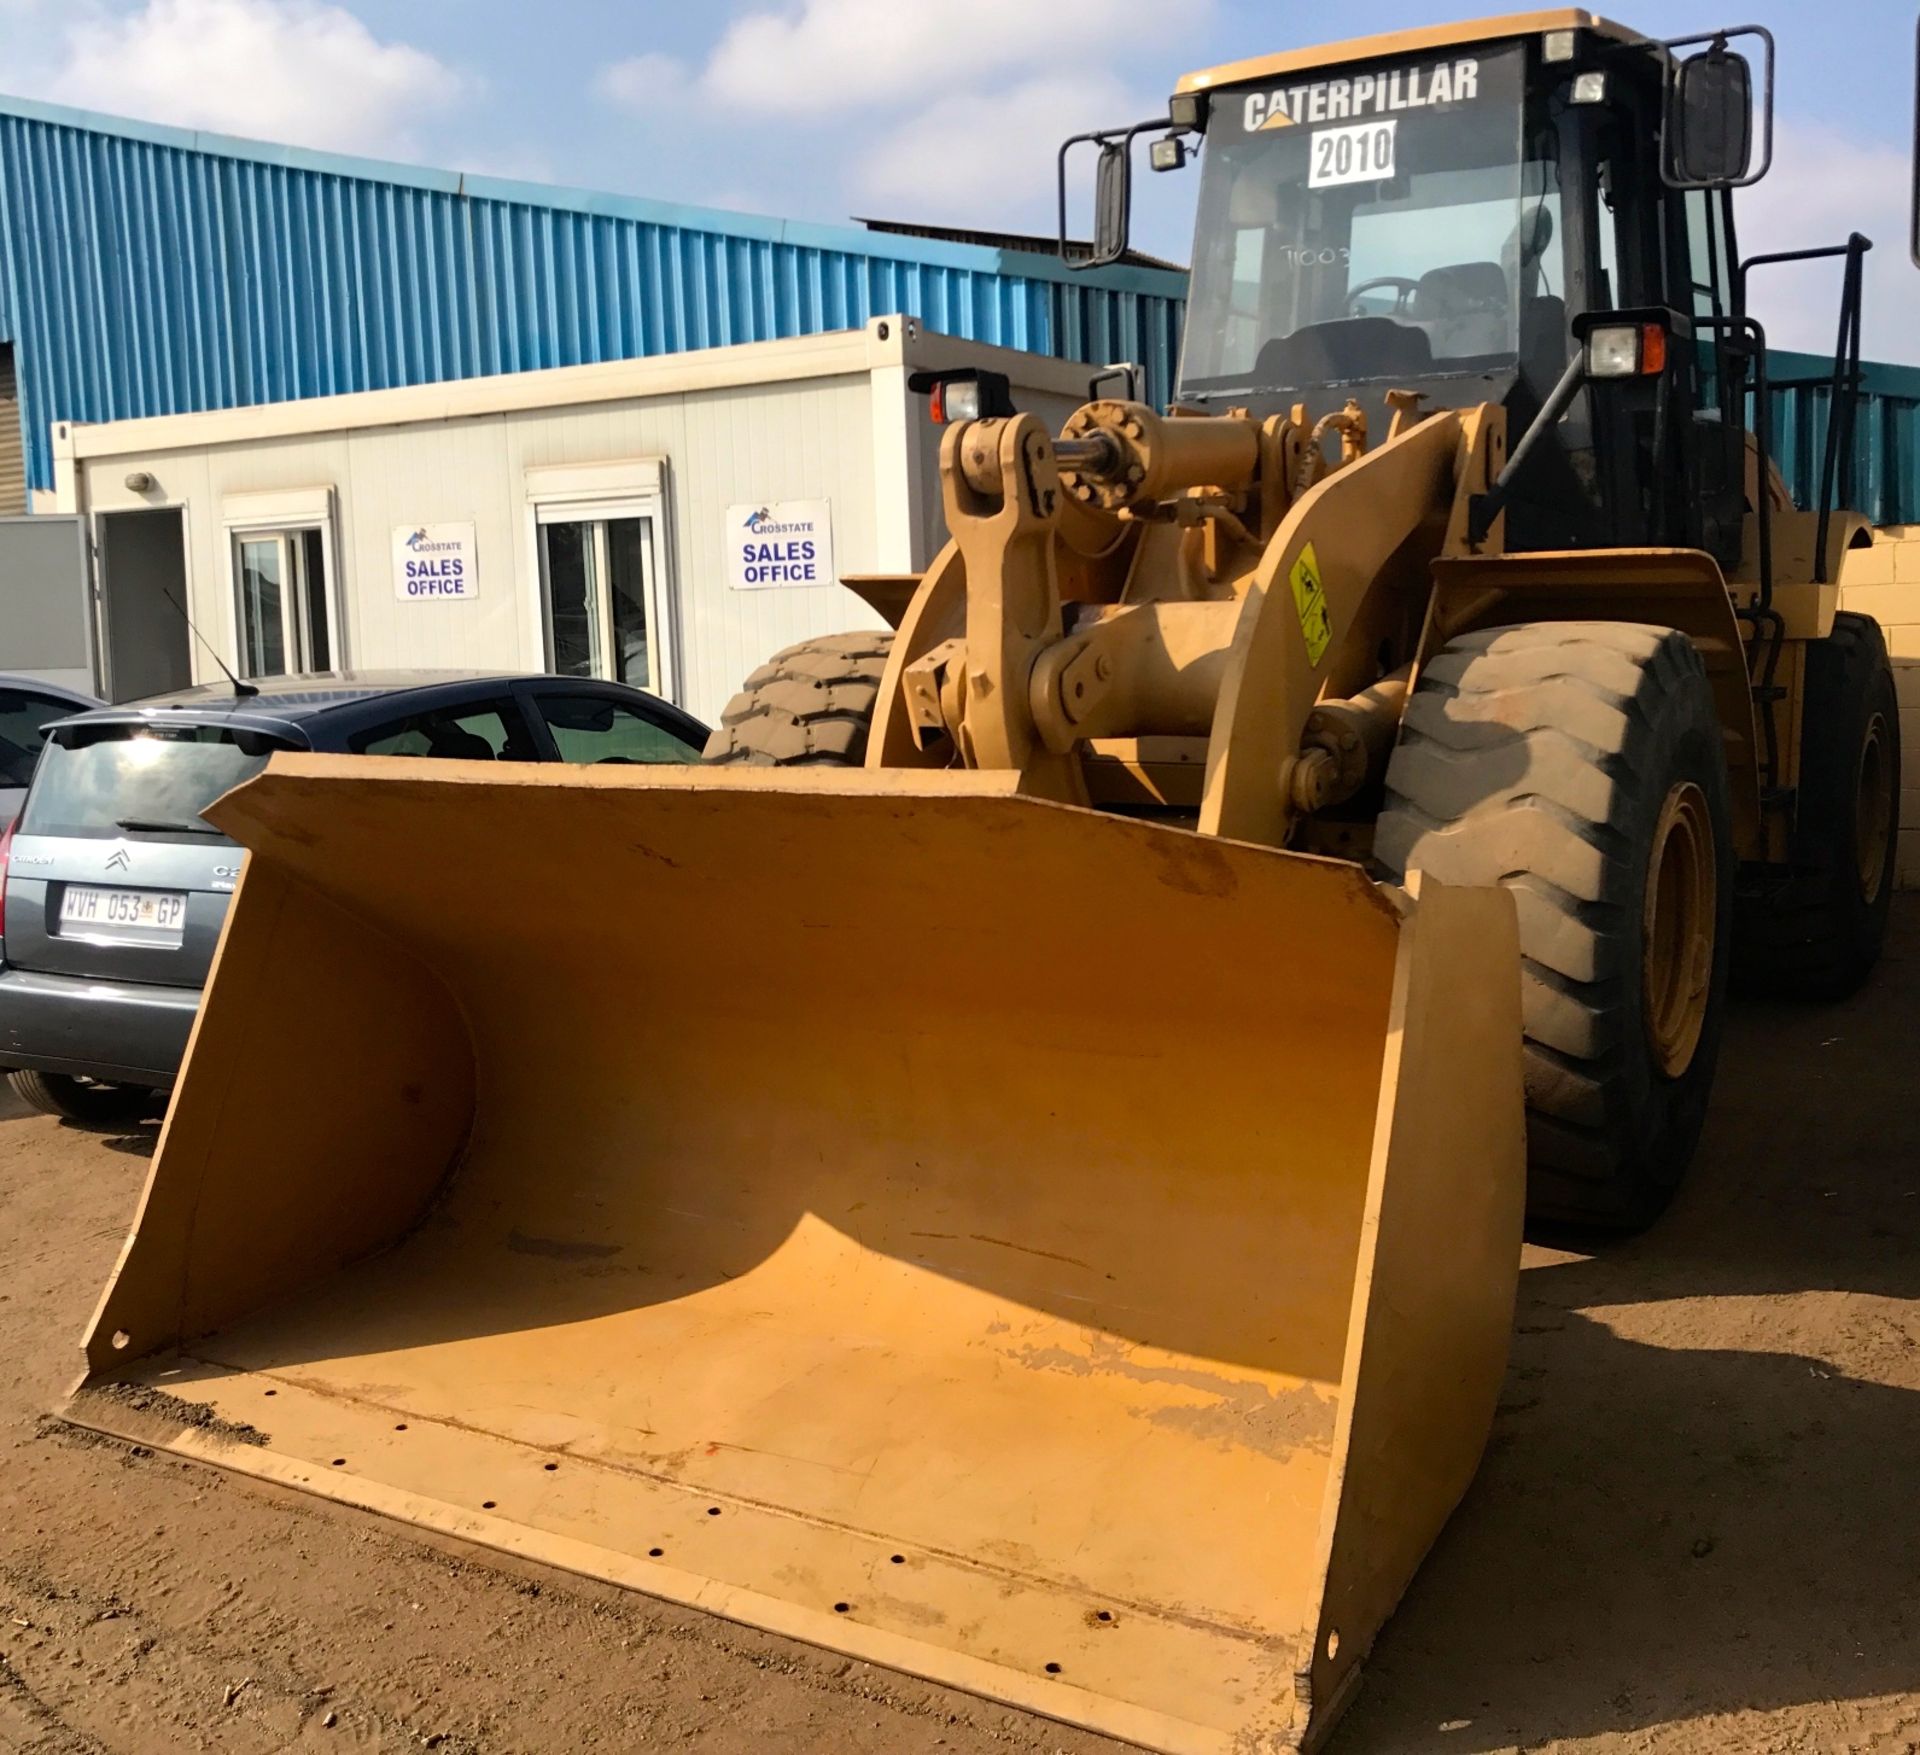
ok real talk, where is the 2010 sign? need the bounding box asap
[725,500,834,591]
[392,522,478,601]
[1308,119,1397,189]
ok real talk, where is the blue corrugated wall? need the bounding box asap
[1761,350,1920,529]
[13,91,1914,529]
[0,95,1188,496]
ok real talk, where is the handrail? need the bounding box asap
[1736,233,1871,583]
[1698,310,1785,795]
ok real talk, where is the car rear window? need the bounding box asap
[20,723,296,841]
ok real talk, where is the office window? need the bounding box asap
[528,462,675,701]
[233,526,332,678]
[538,514,665,692]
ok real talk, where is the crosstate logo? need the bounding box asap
[743,506,816,537]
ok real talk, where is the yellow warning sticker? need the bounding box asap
[1288,542,1333,665]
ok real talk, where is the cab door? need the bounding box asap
[1673,186,1747,567]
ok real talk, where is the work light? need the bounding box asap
[1584,322,1669,378]
[1167,91,1205,129]
[935,378,985,422]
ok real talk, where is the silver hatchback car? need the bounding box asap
[0,669,708,1123]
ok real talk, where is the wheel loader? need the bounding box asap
[64,12,1905,1755]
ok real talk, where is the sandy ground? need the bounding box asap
[2,904,1918,1754]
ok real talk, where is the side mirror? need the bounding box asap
[1660,25,1773,190]
[1672,47,1752,184]
[1092,141,1131,267]
[1057,116,1176,271]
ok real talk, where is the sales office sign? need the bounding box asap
[392,522,478,601]
[726,500,834,591]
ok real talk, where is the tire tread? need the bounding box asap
[703,632,895,767]
[1377,621,1732,1229]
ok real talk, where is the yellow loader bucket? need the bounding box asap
[67,758,1522,1755]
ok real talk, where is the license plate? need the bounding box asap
[60,885,188,938]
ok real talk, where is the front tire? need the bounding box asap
[1733,611,1900,999]
[1376,622,1734,1231]
[7,1068,158,1127]
[703,632,894,767]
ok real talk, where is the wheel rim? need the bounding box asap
[1643,781,1716,1080]
[1855,711,1893,904]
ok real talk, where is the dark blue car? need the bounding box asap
[0,669,707,1123]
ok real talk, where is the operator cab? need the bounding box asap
[1064,13,1801,570]
[1177,17,1739,557]
[1179,42,1549,411]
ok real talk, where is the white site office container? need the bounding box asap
[52,317,1111,725]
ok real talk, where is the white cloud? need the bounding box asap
[1736,121,1919,364]
[597,51,692,113]
[855,71,1139,227]
[26,0,467,159]
[688,0,1207,118]
[590,0,1210,235]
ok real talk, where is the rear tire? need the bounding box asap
[703,632,894,767]
[7,1068,158,1127]
[1376,622,1734,1231]
[1733,611,1900,1000]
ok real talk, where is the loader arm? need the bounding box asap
[1202,405,1505,846]
[872,397,1505,852]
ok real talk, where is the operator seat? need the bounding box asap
[1506,206,1568,390]
[1409,261,1509,358]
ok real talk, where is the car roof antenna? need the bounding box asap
[160,586,259,698]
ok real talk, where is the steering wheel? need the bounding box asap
[1347,275,1422,318]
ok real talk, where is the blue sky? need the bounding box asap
[2,0,1916,358]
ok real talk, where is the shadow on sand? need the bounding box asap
[1340,919,1920,1750]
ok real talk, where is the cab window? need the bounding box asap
[1684,188,1729,328]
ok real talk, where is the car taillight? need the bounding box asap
[0,815,13,941]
